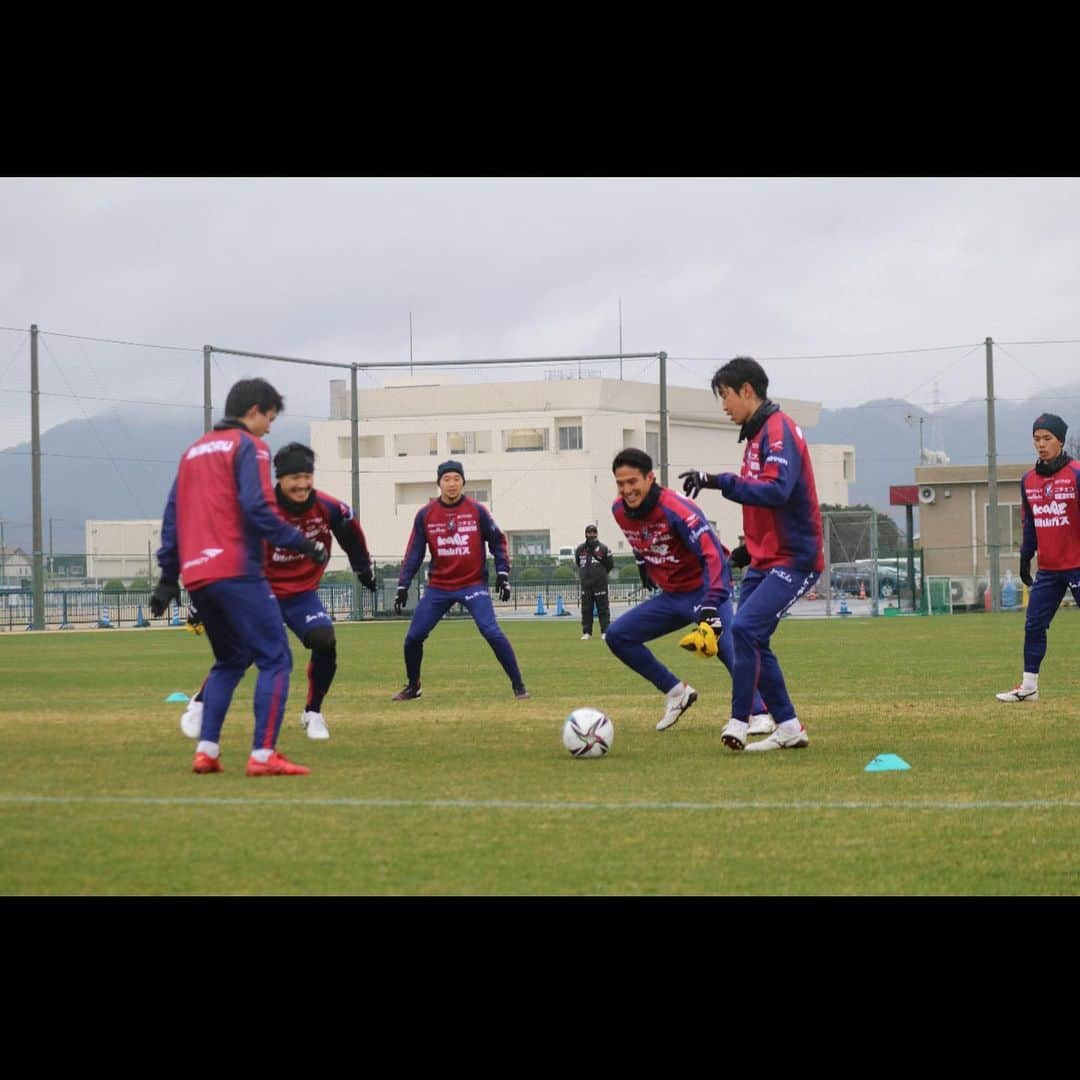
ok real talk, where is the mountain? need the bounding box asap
[811,382,1080,526]
[0,408,311,557]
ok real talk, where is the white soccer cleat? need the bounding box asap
[301,710,330,740]
[748,712,776,736]
[601,633,607,641]
[581,633,591,640]
[720,718,748,751]
[995,685,1039,702]
[180,698,203,739]
[745,722,809,752]
[657,683,697,732]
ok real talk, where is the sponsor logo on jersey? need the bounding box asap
[185,439,234,460]
[182,547,224,570]
[1032,500,1069,516]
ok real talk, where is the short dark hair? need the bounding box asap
[224,377,285,420]
[711,356,769,400]
[612,447,653,474]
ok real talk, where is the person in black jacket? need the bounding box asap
[575,524,615,640]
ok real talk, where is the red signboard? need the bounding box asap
[889,485,920,506]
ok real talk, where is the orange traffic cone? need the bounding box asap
[858,581,866,600]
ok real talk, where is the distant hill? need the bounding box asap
[4,384,1080,552]
[812,383,1080,526]
[0,408,311,556]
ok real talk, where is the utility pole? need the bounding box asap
[203,345,212,433]
[30,324,45,629]
[986,337,1001,613]
[618,297,623,381]
[658,351,669,487]
[0,517,6,586]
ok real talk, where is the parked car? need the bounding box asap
[830,560,920,599]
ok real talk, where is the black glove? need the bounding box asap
[394,586,408,615]
[729,544,751,570]
[1020,554,1033,588]
[357,568,376,593]
[678,469,712,500]
[149,578,180,618]
[638,563,658,592]
[496,572,511,602]
[697,604,724,635]
[300,539,328,565]
[185,607,204,635]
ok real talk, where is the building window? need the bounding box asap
[448,430,492,455]
[463,486,490,503]
[503,427,548,453]
[394,432,438,457]
[645,430,659,465]
[985,503,1022,553]
[507,531,550,557]
[396,482,437,508]
[557,418,583,451]
[338,435,385,459]
[622,428,637,449]
[843,450,855,482]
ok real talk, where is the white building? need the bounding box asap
[0,544,32,585]
[86,520,161,582]
[308,375,855,564]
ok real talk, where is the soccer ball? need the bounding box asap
[562,707,614,758]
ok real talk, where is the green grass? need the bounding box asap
[2,611,1079,895]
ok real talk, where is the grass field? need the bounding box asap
[2,611,1079,895]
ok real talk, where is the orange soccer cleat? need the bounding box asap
[192,751,223,774]
[245,751,311,777]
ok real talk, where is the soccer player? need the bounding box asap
[605,447,772,732]
[152,378,328,776]
[680,355,823,752]
[180,441,376,742]
[996,413,1080,703]
[391,459,528,701]
[575,524,615,640]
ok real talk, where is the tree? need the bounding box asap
[820,504,905,560]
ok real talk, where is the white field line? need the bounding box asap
[2,794,1079,811]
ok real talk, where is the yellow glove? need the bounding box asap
[185,612,205,636]
[678,621,718,658]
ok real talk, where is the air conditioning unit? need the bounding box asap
[918,485,936,505]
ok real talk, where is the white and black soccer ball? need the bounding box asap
[562,707,614,758]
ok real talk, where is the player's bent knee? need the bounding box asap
[305,625,337,655]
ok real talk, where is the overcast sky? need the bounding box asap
[3,176,1080,448]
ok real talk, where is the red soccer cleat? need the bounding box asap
[192,751,223,774]
[245,751,311,777]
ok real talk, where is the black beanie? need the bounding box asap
[1033,413,1068,443]
[274,442,315,477]
[437,459,465,482]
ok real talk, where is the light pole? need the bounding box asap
[906,414,925,461]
